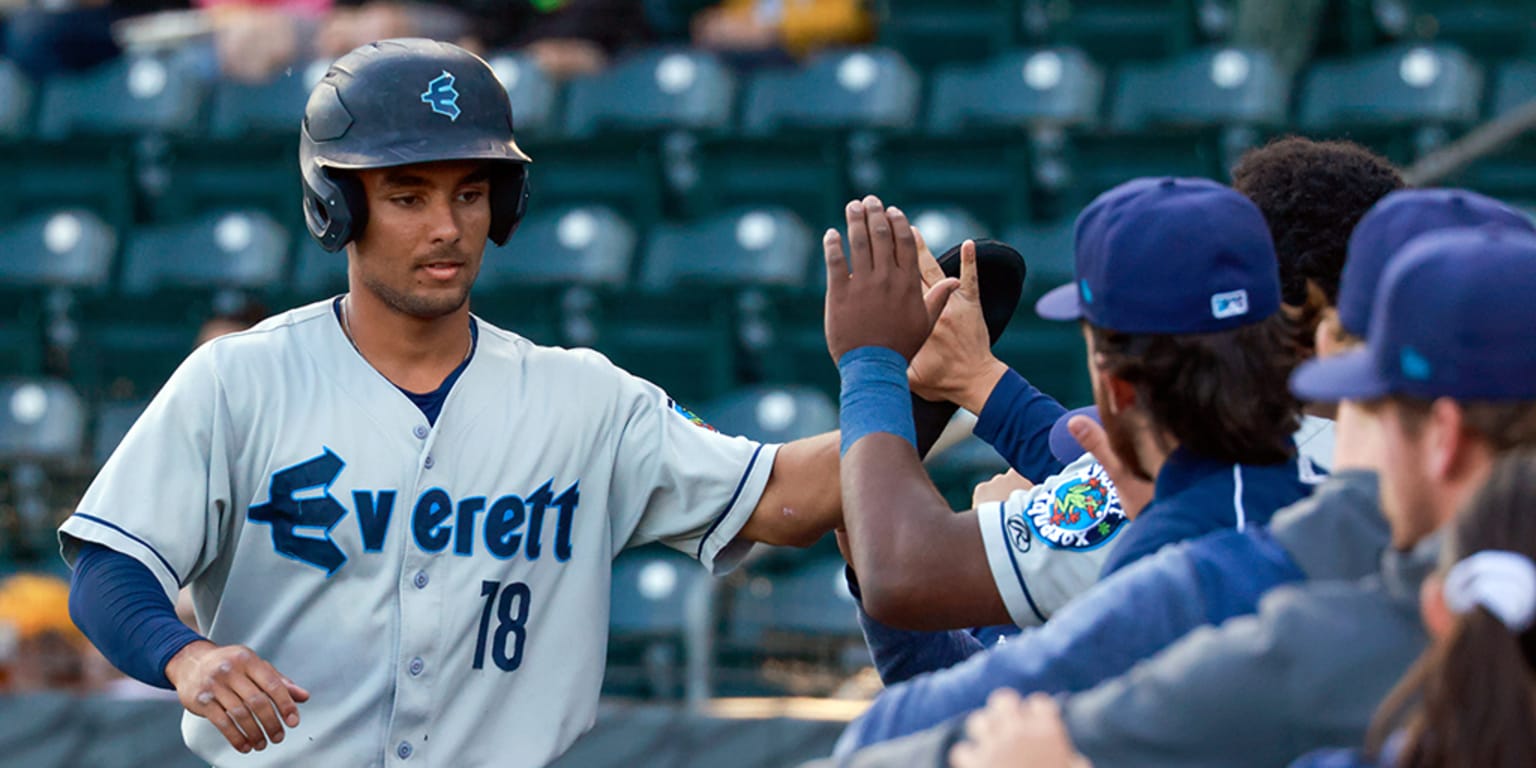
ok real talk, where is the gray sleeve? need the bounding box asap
[1061,585,1424,768]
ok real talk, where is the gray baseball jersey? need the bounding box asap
[976,416,1335,627]
[58,299,779,767]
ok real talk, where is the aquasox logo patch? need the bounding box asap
[1008,462,1126,552]
[421,70,461,121]
[667,399,717,432]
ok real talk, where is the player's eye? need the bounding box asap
[390,194,421,208]
[457,189,485,204]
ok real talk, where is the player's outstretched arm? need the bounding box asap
[165,640,311,754]
[825,196,1011,630]
[739,431,843,548]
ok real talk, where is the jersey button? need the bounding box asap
[413,425,428,439]
[409,657,424,676]
[413,570,429,589]
[423,455,435,469]
[397,741,413,760]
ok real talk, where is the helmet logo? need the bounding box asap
[421,70,461,121]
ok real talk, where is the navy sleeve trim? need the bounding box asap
[72,513,184,586]
[697,444,765,559]
[997,507,1048,624]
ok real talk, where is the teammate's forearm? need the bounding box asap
[69,542,206,689]
[742,432,842,547]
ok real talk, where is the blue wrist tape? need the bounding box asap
[839,346,917,456]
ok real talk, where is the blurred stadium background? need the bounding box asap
[0,0,1533,764]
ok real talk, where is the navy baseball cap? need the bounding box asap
[1049,406,1100,464]
[1035,177,1282,334]
[1337,189,1534,338]
[1291,226,1536,403]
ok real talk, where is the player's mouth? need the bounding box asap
[419,261,466,281]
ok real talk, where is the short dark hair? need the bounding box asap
[1232,137,1406,307]
[1089,313,1302,466]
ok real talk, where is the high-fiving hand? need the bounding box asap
[824,196,960,363]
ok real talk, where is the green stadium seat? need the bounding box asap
[0,209,117,294]
[1403,0,1536,60]
[0,58,35,138]
[1032,0,1200,63]
[208,62,326,140]
[1298,44,1483,164]
[474,205,639,346]
[701,386,837,444]
[118,209,288,298]
[879,48,1103,228]
[486,52,561,139]
[906,205,993,254]
[34,51,209,139]
[878,0,1019,71]
[1078,47,1289,195]
[924,433,1011,510]
[724,556,861,678]
[0,378,85,463]
[640,207,813,292]
[1002,217,1075,300]
[91,399,149,468]
[605,544,705,699]
[1451,58,1536,195]
[692,48,920,226]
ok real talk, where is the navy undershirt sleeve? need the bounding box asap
[972,368,1069,483]
[68,542,205,690]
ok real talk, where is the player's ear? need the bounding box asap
[1104,374,1137,415]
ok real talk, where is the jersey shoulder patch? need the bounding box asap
[1011,460,1127,552]
[666,398,717,432]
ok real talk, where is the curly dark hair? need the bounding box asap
[1232,137,1406,307]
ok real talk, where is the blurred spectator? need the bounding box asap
[195,299,267,347]
[0,573,88,693]
[691,0,871,65]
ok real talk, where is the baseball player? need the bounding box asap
[60,39,860,767]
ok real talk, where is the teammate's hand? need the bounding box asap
[949,689,1093,768]
[972,469,1034,508]
[1068,415,1154,518]
[824,196,959,363]
[908,232,1010,412]
[165,640,311,754]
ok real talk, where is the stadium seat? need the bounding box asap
[0,209,117,294]
[1298,44,1483,163]
[878,0,1019,71]
[924,432,1012,510]
[486,52,560,139]
[520,50,732,228]
[725,556,862,676]
[1032,0,1201,63]
[475,204,639,346]
[291,238,347,302]
[1451,58,1536,196]
[34,50,209,139]
[906,205,993,255]
[596,208,813,401]
[1077,47,1290,195]
[606,544,707,699]
[92,399,149,468]
[701,386,837,444]
[879,48,1103,228]
[0,378,85,463]
[0,58,34,138]
[1403,0,1536,60]
[208,61,327,140]
[1001,217,1075,300]
[118,210,288,298]
[692,48,920,226]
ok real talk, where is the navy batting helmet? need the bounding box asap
[300,38,531,252]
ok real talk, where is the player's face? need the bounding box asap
[1376,401,1438,549]
[1084,326,1154,482]
[351,160,492,319]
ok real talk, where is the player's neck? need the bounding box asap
[341,292,473,394]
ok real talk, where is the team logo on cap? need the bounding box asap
[1211,289,1250,319]
[1015,462,1125,552]
[421,71,461,121]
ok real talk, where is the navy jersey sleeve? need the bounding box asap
[971,369,1069,483]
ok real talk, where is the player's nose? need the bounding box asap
[425,195,463,245]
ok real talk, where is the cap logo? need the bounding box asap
[1079,279,1094,304]
[421,70,461,122]
[1211,289,1250,319]
[1400,346,1432,381]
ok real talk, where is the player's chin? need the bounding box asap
[400,283,473,319]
